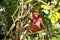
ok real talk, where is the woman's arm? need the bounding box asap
[18,24,29,30]
[40,18,47,30]
[28,13,33,20]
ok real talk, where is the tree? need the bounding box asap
[0,0,60,40]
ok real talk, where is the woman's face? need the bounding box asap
[34,12,39,17]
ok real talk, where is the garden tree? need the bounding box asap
[0,0,60,40]
[2,0,50,40]
[0,0,51,40]
[41,0,60,40]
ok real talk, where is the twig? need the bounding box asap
[19,2,37,19]
[21,0,24,17]
[40,0,47,5]
[50,31,60,35]
[23,0,32,5]
[12,6,19,17]
[11,6,19,21]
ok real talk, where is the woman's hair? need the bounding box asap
[32,11,40,19]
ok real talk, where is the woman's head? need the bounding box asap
[32,11,40,19]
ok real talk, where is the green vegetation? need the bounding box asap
[0,0,60,40]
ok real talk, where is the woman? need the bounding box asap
[17,11,47,40]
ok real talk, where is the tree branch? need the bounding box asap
[11,6,20,22]
[4,1,37,40]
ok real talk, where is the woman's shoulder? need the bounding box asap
[38,18,42,20]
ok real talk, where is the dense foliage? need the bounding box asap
[0,0,60,40]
